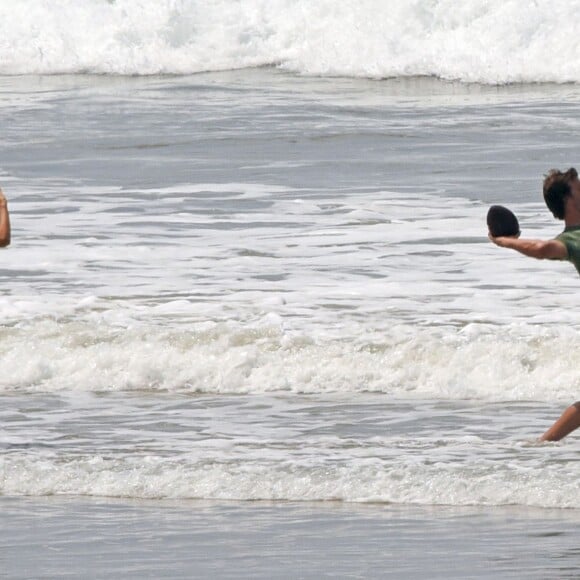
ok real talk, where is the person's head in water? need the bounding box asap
[543,167,579,220]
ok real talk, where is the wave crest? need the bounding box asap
[3,318,579,401]
[1,0,579,83]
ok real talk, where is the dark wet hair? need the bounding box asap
[543,167,578,220]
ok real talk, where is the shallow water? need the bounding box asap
[3,497,580,579]
[2,70,580,503]
[1,391,578,508]
[1,69,580,576]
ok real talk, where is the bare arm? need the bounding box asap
[540,402,580,441]
[0,189,10,247]
[489,234,566,260]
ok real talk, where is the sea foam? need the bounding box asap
[2,446,579,508]
[1,0,579,83]
[2,317,579,402]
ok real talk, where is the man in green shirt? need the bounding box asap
[489,167,580,441]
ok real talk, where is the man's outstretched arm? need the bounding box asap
[0,189,10,247]
[489,234,567,260]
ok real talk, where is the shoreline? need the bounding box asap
[3,496,579,579]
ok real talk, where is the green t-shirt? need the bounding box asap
[556,225,580,274]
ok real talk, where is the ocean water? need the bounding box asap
[2,1,580,578]
[4,0,580,83]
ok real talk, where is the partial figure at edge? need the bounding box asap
[489,168,580,442]
[0,188,10,247]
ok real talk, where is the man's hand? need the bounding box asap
[0,188,8,208]
[488,232,519,247]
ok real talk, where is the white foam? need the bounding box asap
[0,180,578,401]
[2,445,579,508]
[5,181,578,332]
[0,0,579,83]
[1,317,579,402]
